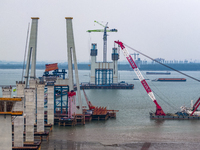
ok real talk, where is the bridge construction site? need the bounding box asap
[0,17,119,150]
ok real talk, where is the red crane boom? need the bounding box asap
[83,89,95,110]
[115,41,165,116]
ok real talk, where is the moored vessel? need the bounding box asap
[152,78,186,82]
[146,71,171,75]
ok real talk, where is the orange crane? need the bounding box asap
[82,89,95,110]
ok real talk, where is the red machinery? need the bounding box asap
[115,41,165,116]
[45,63,58,72]
[190,97,200,116]
[83,89,95,110]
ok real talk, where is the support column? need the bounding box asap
[37,82,45,132]
[0,115,12,150]
[2,87,12,98]
[25,17,39,88]
[66,17,74,91]
[2,87,12,112]
[1,87,12,150]
[13,81,25,147]
[47,83,54,125]
[29,79,37,123]
[90,43,97,84]
[65,17,82,114]
[112,47,119,84]
[25,88,35,143]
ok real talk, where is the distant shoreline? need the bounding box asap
[0,63,200,71]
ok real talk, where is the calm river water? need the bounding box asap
[1,69,200,149]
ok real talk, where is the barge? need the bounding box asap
[152,78,186,82]
[150,112,200,120]
[76,82,134,90]
[146,71,171,75]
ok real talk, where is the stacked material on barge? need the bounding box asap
[152,78,186,82]
[146,71,171,75]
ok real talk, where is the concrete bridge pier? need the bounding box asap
[13,81,25,147]
[36,82,45,132]
[47,82,54,125]
[25,88,35,143]
[29,79,37,123]
[1,87,12,150]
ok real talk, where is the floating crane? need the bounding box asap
[87,20,117,62]
[115,41,166,116]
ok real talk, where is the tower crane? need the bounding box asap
[87,20,117,62]
[115,41,166,116]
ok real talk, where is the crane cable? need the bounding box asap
[124,43,200,82]
[21,23,30,82]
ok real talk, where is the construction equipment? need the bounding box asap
[45,63,58,72]
[82,89,95,110]
[87,20,117,62]
[190,97,200,116]
[115,41,166,116]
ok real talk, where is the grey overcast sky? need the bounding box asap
[0,0,200,63]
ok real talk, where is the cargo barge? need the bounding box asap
[152,78,186,82]
[75,82,134,90]
[150,112,200,120]
[146,71,171,75]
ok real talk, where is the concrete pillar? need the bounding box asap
[37,82,45,132]
[90,43,97,84]
[13,81,25,147]
[47,84,54,125]
[1,87,12,150]
[65,17,82,114]
[2,87,12,112]
[29,79,37,123]
[0,115,12,150]
[113,60,118,83]
[25,88,35,142]
[25,17,39,88]
[112,47,119,84]
[65,17,74,91]
[2,87,12,98]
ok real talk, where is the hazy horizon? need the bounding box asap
[1,1,200,63]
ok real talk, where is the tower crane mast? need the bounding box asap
[87,21,117,62]
[115,41,166,116]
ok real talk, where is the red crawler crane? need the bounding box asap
[115,41,165,116]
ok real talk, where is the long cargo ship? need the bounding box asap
[152,78,186,82]
[146,71,171,75]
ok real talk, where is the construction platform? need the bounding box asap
[58,114,85,126]
[83,107,119,121]
[12,123,53,132]
[12,131,49,141]
[12,141,41,150]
